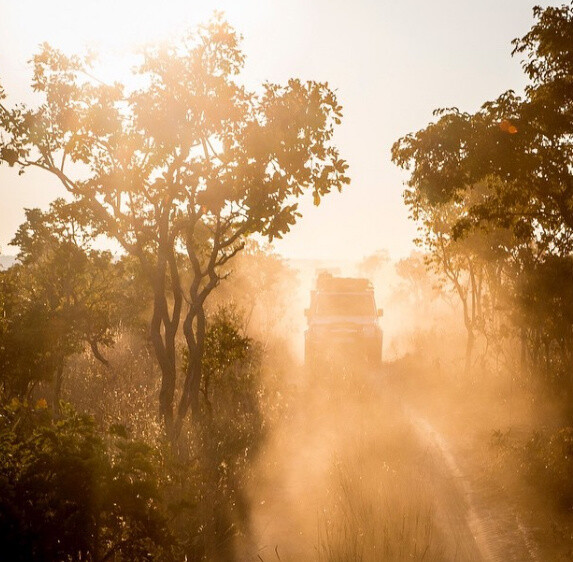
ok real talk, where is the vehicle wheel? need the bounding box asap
[305,340,316,369]
[368,344,382,368]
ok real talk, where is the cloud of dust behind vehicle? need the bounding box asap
[238,250,570,561]
[238,257,455,560]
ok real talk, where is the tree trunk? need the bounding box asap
[175,305,207,437]
[464,328,475,375]
[158,361,176,437]
[52,358,65,414]
[153,325,177,438]
[89,340,110,368]
[150,291,179,438]
[140,241,183,439]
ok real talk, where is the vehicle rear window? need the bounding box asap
[315,293,376,316]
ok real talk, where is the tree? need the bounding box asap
[0,267,61,399]
[189,306,264,556]
[0,401,172,561]
[394,251,441,308]
[357,249,390,280]
[391,137,517,371]
[514,255,573,386]
[0,16,349,436]
[210,239,299,340]
[0,199,142,403]
[391,3,573,380]
[408,197,486,371]
[391,4,573,254]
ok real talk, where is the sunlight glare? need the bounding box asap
[8,0,261,83]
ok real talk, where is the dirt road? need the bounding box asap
[247,362,545,561]
[405,407,540,561]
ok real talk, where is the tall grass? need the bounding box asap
[317,433,445,562]
[249,360,448,561]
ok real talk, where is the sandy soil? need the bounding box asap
[246,360,559,560]
[383,359,569,562]
[406,407,539,561]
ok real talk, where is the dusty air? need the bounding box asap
[1,1,572,561]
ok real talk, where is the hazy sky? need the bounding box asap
[0,0,554,261]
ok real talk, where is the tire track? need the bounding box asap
[406,407,541,562]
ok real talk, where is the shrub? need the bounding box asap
[0,400,172,561]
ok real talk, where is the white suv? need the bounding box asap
[305,274,383,367]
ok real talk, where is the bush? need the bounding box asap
[0,400,172,561]
[177,305,266,558]
[522,427,573,509]
[491,425,573,511]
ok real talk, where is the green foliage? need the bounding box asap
[0,200,146,399]
[181,305,265,473]
[12,199,147,344]
[391,4,573,381]
[392,4,573,253]
[0,268,63,397]
[516,257,573,340]
[0,401,172,561]
[514,255,573,385]
[493,425,573,512]
[391,5,573,520]
[0,310,275,561]
[177,305,265,557]
[543,428,573,507]
[0,14,349,428]
[200,305,263,452]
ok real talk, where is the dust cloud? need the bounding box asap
[245,363,449,561]
[235,257,450,560]
[235,254,569,561]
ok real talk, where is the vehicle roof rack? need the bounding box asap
[316,273,373,292]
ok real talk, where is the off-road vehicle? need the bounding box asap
[304,272,383,366]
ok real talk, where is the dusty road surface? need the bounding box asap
[246,361,545,561]
[405,408,540,562]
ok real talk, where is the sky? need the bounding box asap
[0,0,555,261]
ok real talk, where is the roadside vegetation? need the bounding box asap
[0,242,296,560]
[385,4,573,557]
[0,14,342,559]
[2,3,573,561]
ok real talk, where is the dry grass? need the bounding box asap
[249,363,447,561]
[317,430,445,562]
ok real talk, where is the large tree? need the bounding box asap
[0,199,140,403]
[391,3,573,379]
[391,3,573,253]
[0,16,349,435]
